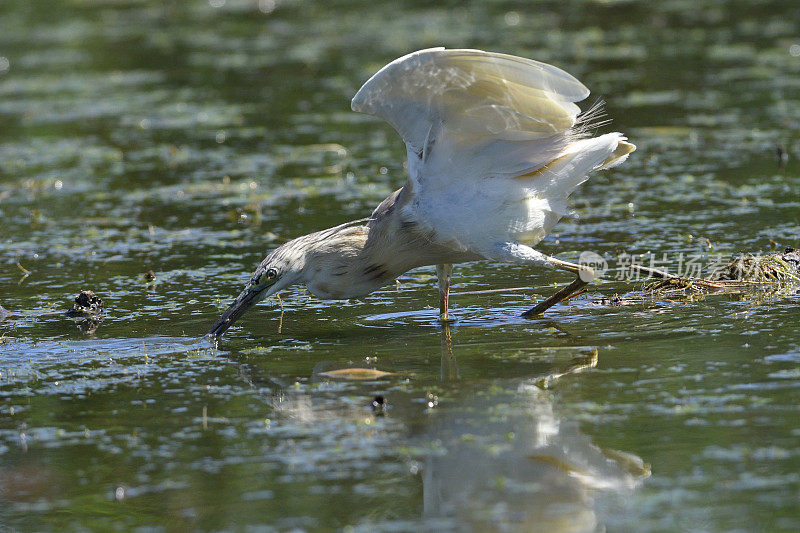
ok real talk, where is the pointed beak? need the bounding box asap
[208,283,276,338]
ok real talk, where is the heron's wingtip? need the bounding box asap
[351,47,448,114]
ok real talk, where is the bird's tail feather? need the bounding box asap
[596,140,636,170]
[518,133,635,198]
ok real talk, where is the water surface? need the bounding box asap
[1,0,799,530]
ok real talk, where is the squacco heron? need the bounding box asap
[209,48,634,337]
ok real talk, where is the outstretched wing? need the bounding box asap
[351,48,590,181]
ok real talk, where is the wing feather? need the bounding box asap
[351,48,589,156]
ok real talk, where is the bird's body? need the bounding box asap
[209,48,635,337]
[264,190,482,301]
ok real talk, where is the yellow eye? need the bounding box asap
[265,268,278,279]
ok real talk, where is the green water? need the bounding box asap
[2,0,799,530]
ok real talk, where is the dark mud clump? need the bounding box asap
[66,290,104,316]
[371,395,387,415]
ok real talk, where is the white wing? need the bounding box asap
[352,48,634,255]
[351,48,590,181]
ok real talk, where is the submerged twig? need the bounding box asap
[630,264,677,280]
[16,262,30,285]
[276,293,284,333]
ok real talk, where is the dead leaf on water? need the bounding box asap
[317,368,398,380]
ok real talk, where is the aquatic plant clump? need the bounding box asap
[712,248,800,282]
[644,248,800,299]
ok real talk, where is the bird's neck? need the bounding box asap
[302,220,416,300]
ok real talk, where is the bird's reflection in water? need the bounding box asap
[247,326,649,531]
[424,325,649,532]
[440,323,459,382]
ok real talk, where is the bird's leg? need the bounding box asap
[436,263,453,321]
[490,243,594,318]
[522,257,593,318]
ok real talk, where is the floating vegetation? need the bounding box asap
[644,276,737,299]
[609,248,800,305]
[712,249,800,283]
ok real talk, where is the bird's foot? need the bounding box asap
[438,312,456,323]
